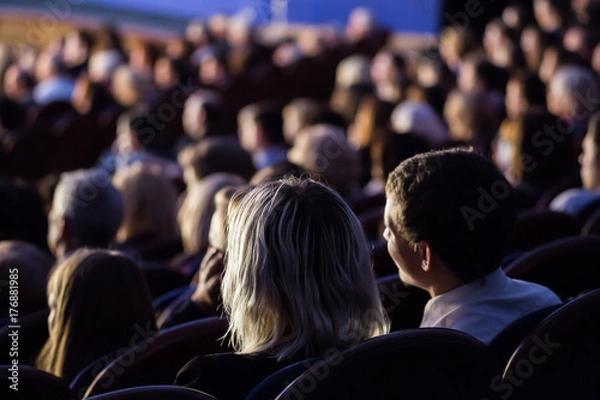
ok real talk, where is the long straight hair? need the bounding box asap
[36,249,156,381]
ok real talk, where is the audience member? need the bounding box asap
[288,124,361,200]
[0,241,54,322]
[32,52,75,105]
[551,110,600,217]
[47,169,124,259]
[238,103,288,170]
[177,137,255,186]
[384,149,562,344]
[176,172,246,276]
[175,178,388,399]
[36,249,156,381]
[112,164,179,257]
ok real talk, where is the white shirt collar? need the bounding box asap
[421,268,509,326]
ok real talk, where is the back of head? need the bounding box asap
[178,172,247,255]
[113,164,178,242]
[288,125,360,197]
[250,161,306,185]
[0,241,54,317]
[223,178,388,360]
[548,65,599,117]
[49,169,124,252]
[386,150,517,282]
[391,101,448,147]
[178,137,255,182]
[37,249,155,380]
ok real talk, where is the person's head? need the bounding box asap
[0,241,54,318]
[391,101,448,148]
[238,103,285,153]
[384,150,517,294]
[288,125,360,197]
[250,161,307,185]
[154,56,185,89]
[63,29,94,67]
[444,90,498,148]
[223,178,388,360]
[371,49,406,87]
[128,38,159,77]
[505,72,547,120]
[178,137,255,185]
[439,27,480,70]
[336,55,372,89]
[207,185,247,251]
[547,65,600,119]
[178,173,247,255]
[345,7,377,42]
[36,249,155,381]
[563,24,598,61]
[88,49,124,84]
[3,64,34,103]
[282,98,320,145]
[114,110,154,154]
[580,111,600,189]
[34,51,65,82]
[538,43,586,84]
[380,132,431,182]
[520,25,550,72]
[495,109,576,184]
[458,54,509,94]
[48,169,124,258]
[71,74,111,115]
[534,0,572,32]
[111,65,152,108]
[182,90,223,140]
[113,164,178,243]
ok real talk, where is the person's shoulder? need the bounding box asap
[550,188,599,213]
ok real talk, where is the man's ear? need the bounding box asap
[418,241,434,272]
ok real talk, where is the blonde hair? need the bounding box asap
[178,173,246,255]
[113,164,178,242]
[288,125,360,197]
[222,177,389,360]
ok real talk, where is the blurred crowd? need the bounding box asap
[2,1,600,396]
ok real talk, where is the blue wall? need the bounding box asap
[82,0,441,33]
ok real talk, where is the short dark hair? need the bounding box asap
[386,149,517,282]
[252,103,285,145]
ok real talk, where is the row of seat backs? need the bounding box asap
[272,289,600,400]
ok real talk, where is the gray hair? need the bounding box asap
[51,169,124,248]
[222,178,389,360]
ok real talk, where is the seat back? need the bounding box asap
[277,329,501,400]
[246,358,321,400]
[582,206,600,235]
[0,365,73,400]
[70,351,119,400]
[504,236,600,299]
[377,274,430,331]
[488,304,562,367]
[85,385,216,400]
[0,308,49,365]
[509,210,581,253]
[501,289,600,400]
[84,317,231,397]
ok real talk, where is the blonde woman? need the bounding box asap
[36,249,156,382]
[174,173,246,276]
[113,164,179,259]
[175,178,389,399]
